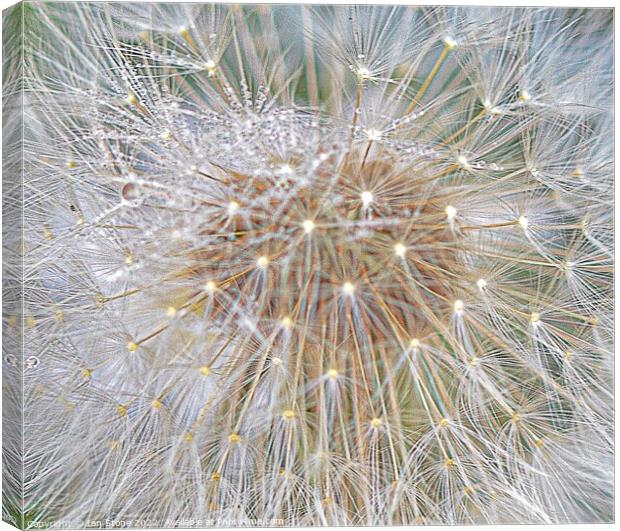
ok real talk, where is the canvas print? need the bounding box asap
[2,1,614,528]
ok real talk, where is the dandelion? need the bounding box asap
[2,2,613,527]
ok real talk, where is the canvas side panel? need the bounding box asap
[2,2,25,529]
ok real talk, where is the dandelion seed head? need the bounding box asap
[356,66,372,80]
[14,3,613,526]
[443,36,458,49]
[278,163,293,175]
[394,242,407,257]
[204,280,217,293]
[360,190,374,207]
[227,201,240,215]
[445,204,457,220]
[280,316,293,328]
[364,128,382,141]
[302,219,315,234]
[342,282,356,295]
